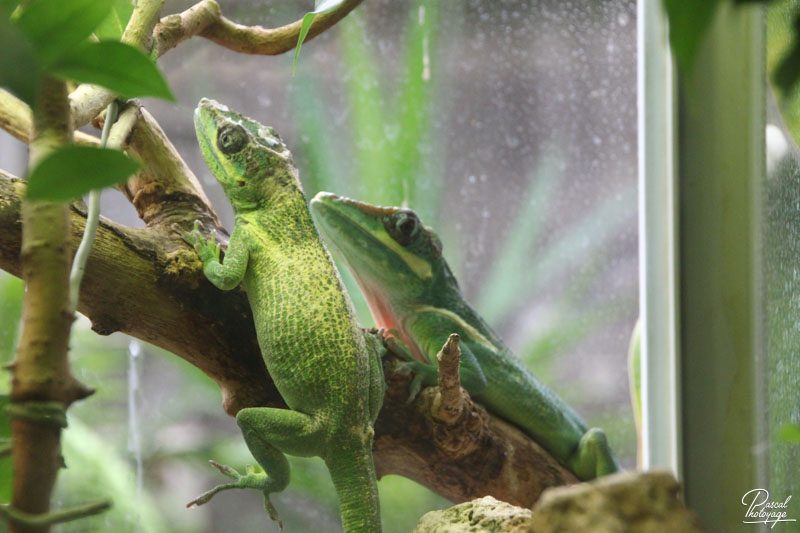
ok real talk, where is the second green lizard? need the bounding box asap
[310,193,620,480]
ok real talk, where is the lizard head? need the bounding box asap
[310,192,460,319]
[194,98,301,212]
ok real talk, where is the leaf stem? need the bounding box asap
[69,100,118,311]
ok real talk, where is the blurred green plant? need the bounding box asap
[665,0,800,144]
[56,418,168,533]
[769,0,800,147]
[778,423,800,443]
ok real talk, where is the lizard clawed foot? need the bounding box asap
[382,333,418,363]
[182,221,220,263]
[187,460,282,528]
[393,360,428,404]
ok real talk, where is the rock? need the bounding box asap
[529,470,707,533]
[414,496,534,533]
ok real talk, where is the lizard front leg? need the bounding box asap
[183,220,248,290]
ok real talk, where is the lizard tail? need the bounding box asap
[325,438,382,533]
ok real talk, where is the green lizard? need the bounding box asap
[309,193,620,480]
[183,100,385,532]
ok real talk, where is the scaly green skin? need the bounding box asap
[184,100,385,532]
[310,193,620,481]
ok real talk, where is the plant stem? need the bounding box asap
[11,73,75,533]
[69,101,119,310]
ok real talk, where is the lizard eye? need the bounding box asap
[384,210,420,246]
[217,124,247,154]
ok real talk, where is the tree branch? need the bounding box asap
[154,0,364,57]
[0,93,222,235]
[114,103,220,229]
[68,0,363,128]
[0,170,577,506]
[0,90,98,146]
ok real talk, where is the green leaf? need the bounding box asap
[15,0,112,66]
[0,0,19,16]
[663,0,719,72]
[0,13,39,105]
[94,0,133,40]
[293,0,347,74]
[778,423,800,444]
[50,41,174,101]
[26,145,140,202]
[773,10,800,95]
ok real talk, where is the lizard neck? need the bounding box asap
[237,190,318,244]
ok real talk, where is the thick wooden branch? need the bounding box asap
[0,171,577,506]
[378,355,578,506]
[116,104,220,229]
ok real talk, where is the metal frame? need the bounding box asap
[638,2,768,530]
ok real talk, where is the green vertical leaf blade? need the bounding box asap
[26,145,140,202]
[663,0,719,72]
[394,0,438,217]
[94,0,134,40]
[293,0,347,73]
[50,41,174,101]
[15,0,112,66]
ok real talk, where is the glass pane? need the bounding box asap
[767,2,800,527]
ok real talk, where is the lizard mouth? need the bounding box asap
[355,276,428,364]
